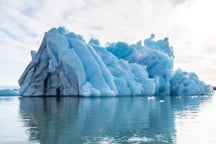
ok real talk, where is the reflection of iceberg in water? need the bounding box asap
[19,96,211,144]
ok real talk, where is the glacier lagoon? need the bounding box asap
[18,27,213,96]
[1,27,215,143]
[1,94,216,144]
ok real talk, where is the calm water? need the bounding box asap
[0,94,216,144]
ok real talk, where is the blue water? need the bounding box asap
[0,94,216,144]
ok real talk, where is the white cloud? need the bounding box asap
[0,0,216,86]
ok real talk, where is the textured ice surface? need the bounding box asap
[106,34,173,94]
[18,27,213,96]
[170,69,213,95]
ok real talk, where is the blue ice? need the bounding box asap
[0,89,18,96]
[18,27,213,96]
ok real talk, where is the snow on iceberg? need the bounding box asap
[18,27,213,96]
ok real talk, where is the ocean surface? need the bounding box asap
[0,94,216,144]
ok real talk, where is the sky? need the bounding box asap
[0,0,216,86]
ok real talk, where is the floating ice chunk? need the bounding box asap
[18,27,213,96]
[0,89,18,96]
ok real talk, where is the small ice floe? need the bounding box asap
[159,100,165,103]
[128,136,153,143]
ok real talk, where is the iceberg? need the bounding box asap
[0,89,18,96]
[18,27,213,96]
